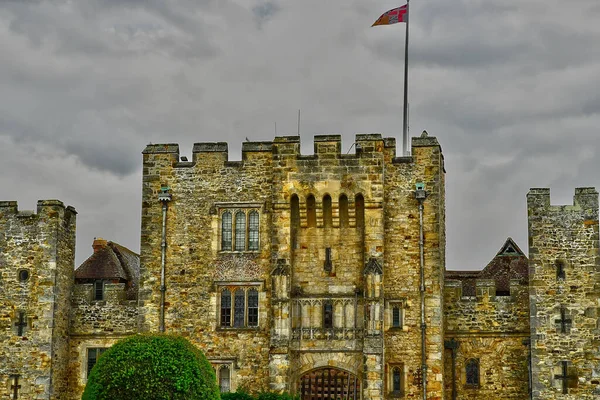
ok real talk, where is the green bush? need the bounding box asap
[221,390,298,400]
[221,390,254,400]
[82,334,219,400]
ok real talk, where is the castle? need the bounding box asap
[1,132,598,399]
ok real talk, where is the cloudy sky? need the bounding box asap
[1,0,599,270]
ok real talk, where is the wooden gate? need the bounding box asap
[299,367,360,400]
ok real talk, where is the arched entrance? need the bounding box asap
[299,367,360,399]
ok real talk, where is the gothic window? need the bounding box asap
[219,365,231,393]
[221,289,232,327]
[234,212,246,251]
[355,194,365,230]
[94,280,104,301]
[392,306,402,328]
[18,269,29,282]
[247,289,259,326]
[323,302,333,329]
[220,209,260,252]
[248,211,259,251]
[390,366,403,395]
[323,195,332,228]
[87,348,107,378]
[220,286,260,328]
[465,359,479,387]
[556,260,566,280]
[307,195,316,227]
[339,194,349,227]
[221,211,232,250]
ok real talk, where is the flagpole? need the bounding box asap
[402,0,410,155]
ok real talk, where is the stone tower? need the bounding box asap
[527,187,600,399]
[0,200,76,400]
[138,132,446,399]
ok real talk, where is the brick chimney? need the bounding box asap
[92,237,108,253]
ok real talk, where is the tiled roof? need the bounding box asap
[445,238,528,295]
[74,241,140,285]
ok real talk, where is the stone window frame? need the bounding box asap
[216,282,262,330]
[210,360,237,393]
[217,202,262,253]
[387,363,405,398]
[17,269,30,282]
[385,299,406,331]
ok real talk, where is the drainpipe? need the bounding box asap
[158,187,172,333]
[414,183,428,400]
[444,338,459,400]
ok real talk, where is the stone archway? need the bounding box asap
[299,367,360,400]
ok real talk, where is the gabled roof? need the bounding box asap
[74,241,140,284]
[445,238,528,295]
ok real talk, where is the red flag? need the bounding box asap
[372,4,408,26]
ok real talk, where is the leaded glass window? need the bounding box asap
[87,348,107,377]
[392,306,401,328]
[248,211,259,251]
[466,359,479,386]
[234,212,246,251]
[234,289,245,327]
[219,366,231,393]
[221,212,232,250]
[392,367,402,392]
[248,289,259,326]
[221,290,231,327]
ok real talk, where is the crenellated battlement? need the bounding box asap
[0,199,77,220]
[527,187,599,215]
[141,134,444,167]
[444,278,527,301]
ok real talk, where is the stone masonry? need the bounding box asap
[527,188,600,399]
[0,200,76,400]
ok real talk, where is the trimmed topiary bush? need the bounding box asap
[221,390,298,400]
[82,334,219,400]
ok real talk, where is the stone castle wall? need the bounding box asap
[443,279,530,399]
[139,133,447,399]
[0,200,76,400]
[528,187,600,399]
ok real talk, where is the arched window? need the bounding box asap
[234,289,245,327]
[392,306,401,328]
[355,194,365,230]
[234,211,246,251]
[466,359,479,386]
[221,211,232,250]
[556,259,566,280]
[219,365,231,393]
[392,367,402,393]
[323,195,332,228]
[248,211,259,251]
[339,194,349,228]
[248,289,259,326]
[307,195,316,228]
[291,195,300,229]
[221,290,232,327]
